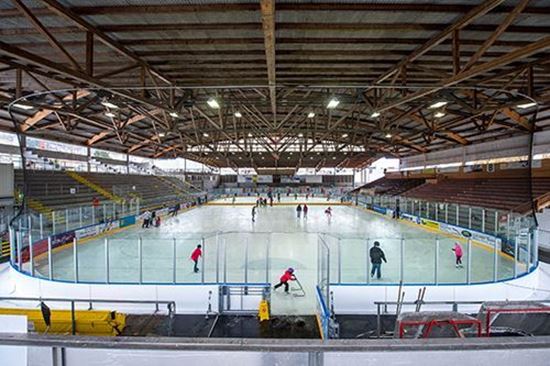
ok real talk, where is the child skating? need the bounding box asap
[296,204,302,218]
[274,268,296,294]
[452,242,463,268]
[251,206,256,222]
[190,244,202,273]
[303,204,308,219]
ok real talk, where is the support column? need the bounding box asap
[87,147,91,172]
[73,237,78,283]
[435,238,439,284]
[104,238,110,283]
[467,239,472,284]
[48,236,53,280]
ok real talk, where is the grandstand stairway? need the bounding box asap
[154,175,190,197]
[65,171,123,203]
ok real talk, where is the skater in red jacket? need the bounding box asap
[190,244,202,273]
[274,268,296,293]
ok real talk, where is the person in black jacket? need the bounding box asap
[369,241,387,279]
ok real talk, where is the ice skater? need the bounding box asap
[273,268,296,294]
[369,241,387,279]
[142,210,151,228]
[252,205,256,222]
[232,193,236,204]
[452,242,463,268]
[303,204,308,219]
[296,204,302,218]
[190,244,202,273]
[324,207,332,219]
[277,192,281,203]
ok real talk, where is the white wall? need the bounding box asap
[400,130,550,169]
[0,315,27,366]
[332,265,546,314]
[0,265,218,315]
[536,212,550,250]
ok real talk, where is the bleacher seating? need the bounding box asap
[355,177,425,196]
[14,170,103,209]
[14,170,205,212]
[404,178,550,211]
[79,172,199,210]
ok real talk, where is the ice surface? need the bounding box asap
[32,196,515,315]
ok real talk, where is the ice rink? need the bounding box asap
[34,196,516,315]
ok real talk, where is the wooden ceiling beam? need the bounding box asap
[377,36,550,113]
[260,0,277,123]
[21,89,90,132]
[41,3,550,15]
[36,0,175,86]
[461,0,531,71]
[4,22,545,35]
[370,0,505,85]
[11,0,82,71]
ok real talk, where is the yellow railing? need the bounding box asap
[1,240,9,260]
[66,171,123,203]
[155,175,189,197]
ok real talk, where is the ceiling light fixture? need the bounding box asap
[248,133,253,137]
[203,133,209,137]
[517,102,537,109]
[101,101,119,109]
[207,98,220,109]
[234,111,242,118]
[371,111,380,118]
[385,133,392,138]
[298,133,303,137]
[327,98,340,109]
[12,103,34,110]
[428,101,448,109]
[169,112,178,118]
[158,132,166,137]
[342,133,348,138]
[308,112,315,118]
[105,112,116,118]
[434,111,446,118]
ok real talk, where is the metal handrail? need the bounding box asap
[1,332,550,352]
[0,296,176,335]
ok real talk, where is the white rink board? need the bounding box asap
[332,263,550,314]
[0,265,218,315]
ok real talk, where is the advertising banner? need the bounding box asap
[401,213,421,224]
[257,175,273,183]
[237,175,255,183]
[281,176,302,184]
[305,175,323,184]
[439,223,501,248]
[371,205,387,215]
[119,215,136,228]
[420,218,440,230]
[75,218,120,240]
